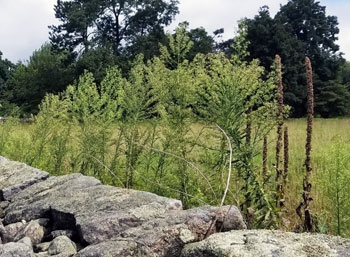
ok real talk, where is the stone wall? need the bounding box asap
[0,156,349,257]
[0,156,245,256]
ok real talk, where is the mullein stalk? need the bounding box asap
[296,56,314,232]
[275,55,284,208]
[283,126,289,186]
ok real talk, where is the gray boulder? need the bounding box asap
[0,155,246,256]
[15,219,48,245]
[0,156,49,201]
[0,220,25,243]
[74,205,246,257]
[3,174,184,242]
[0,219,48,245]
[48,235,77,256]
[181,229,350,257]
[2,169,245,256]
[0,241,35,257]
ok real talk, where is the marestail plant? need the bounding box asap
[151,23,199,207]
[192,47,279,227]
[7,23,292,230]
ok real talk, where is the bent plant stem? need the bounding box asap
[134,143,219,204]
[216,124,233,207]
[109,130,124,185]
[204,124,233,238]
[81,152,124,187]
[129,165,209,205]
[83,152,209,205]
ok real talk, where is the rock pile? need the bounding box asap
[0,156,246,256]
[1,156,350,257]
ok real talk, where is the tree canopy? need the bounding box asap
[0,51,14,90]
[3,44,74,115]
[49,0,179,56]
[245,0,346,117]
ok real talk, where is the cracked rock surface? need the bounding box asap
[1,156,349,256]
[181,229,350,257]
[0,156,246,257]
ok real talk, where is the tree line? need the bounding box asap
[0,0,349,118]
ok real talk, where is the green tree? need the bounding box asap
[50,0,179,56]
[245,6,278,72]
[324,60,350,116]
[4,44,74,115]
[124,30,168,61]
[0,51,14,87]
[315,79,350,117]
[75,47,118,83]
[49,0,103,54]
[245,0,344,117]
[0,51,16,114]
[0,52,17,116]
[187,26,214,60]
[245,6,308,117]
[276,0,343,117]
[338,61,350,89]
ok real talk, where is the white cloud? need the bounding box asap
[0,0,57,62]
[0,0,348,62]
[322,0,350,59]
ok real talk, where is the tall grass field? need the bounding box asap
[0,118,349,236]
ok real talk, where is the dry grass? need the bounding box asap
[269,118,350,232]
[1,118,350,235]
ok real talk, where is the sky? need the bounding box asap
[0,0,349,63]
